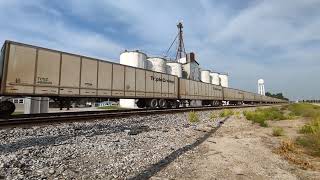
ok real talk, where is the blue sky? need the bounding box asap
[0,0,319,100]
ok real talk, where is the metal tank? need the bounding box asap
[146,57,167,73]
[210,72,220,85]
[119,50,147,108]
[120,50,147,69]
[219,73,229,87]
[200,70,211,83]
[166,61,182,77]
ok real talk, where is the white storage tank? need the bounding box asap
[210,72,220,85]
[120,50,147,68]
[219,73,229,87]
[167,61,182,77]
[119,50,147,109]
[146,57,167,73]
[201,70,211,83]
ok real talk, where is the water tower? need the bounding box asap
[258,79,265,95]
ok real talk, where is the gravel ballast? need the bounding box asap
[0,108,248,179]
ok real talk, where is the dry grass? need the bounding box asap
[274,139,314,170]
[272,127,284,136]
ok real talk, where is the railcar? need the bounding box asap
[0,41,286,115]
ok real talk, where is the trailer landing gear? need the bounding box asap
[0,101,16,116]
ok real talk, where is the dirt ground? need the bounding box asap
[151,114,320,180]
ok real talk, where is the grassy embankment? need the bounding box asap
[289,103,320,156]
[244,103,320,157]
[243,107,294,127]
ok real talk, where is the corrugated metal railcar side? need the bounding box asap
[0,41,179,99]
[223,87,244,101]
[178,79,223,100]
[242,90,255,102]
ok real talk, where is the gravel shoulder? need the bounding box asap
[1,106,319,180]
[152,114,320,180]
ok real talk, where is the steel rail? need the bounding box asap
[0,104,279,127]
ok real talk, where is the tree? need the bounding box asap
[265,92,289,101]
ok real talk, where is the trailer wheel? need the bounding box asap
[0,101,16,116]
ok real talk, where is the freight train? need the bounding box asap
[0,41,287,115]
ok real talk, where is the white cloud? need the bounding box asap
[0,0,319,100]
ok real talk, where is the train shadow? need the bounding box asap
[128,116,230,180]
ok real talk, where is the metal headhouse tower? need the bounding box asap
[164,21,187,60]
[175,21,186,60]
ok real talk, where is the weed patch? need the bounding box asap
[188,111,199,123]
[272,127,284,136]
[209,112,217,121]
[274,139,314,170]
[219,109,234,117]
[296,132,320,157]
[243,107,288,127]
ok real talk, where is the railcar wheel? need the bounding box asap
[136,99,146,108]
[0,101,16,116]
[158,99,167,108]
[147,99,158,109]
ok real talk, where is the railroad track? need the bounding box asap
[0,104,276,127]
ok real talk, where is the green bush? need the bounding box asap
[243,107,287,127]
[219,109,234,117]
[272,127,284,136]
[188,111,199,123]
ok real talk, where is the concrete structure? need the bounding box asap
[200,70,211,83]
[146,57,167,73]
[119,50,147,108]
[258,79,265,96]
[219,73,229,87]
[166,61,182,78]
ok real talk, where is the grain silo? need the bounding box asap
[166,61,182,77]
[200,69,211,83]
[210,72,220,85]
[119,50,147,108]
[219,73,229,87]
[146,57,167,73]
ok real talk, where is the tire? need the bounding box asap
[0,101,16,116]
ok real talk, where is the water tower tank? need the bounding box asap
[167,62,182,77]
[219,73,229,87]
[258,79,264,84]
[146,57,167,73]
[120,50,147,68]
[210,72,220,85]
[201,70,211,83]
